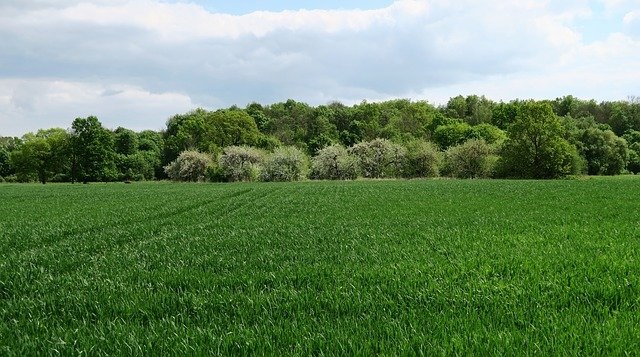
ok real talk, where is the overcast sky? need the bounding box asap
[1,0,639,136]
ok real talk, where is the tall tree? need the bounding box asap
[71,116,116,183]
[205,108,261,150]
[137,130,164,179]
[0,146,11,178]
[163,108,210,166]
[499,101,580,178]
[114,127,138,156]
[9,128,70,183]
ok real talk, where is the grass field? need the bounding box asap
[1,177,640,355]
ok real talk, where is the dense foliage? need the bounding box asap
[443,139,498,179]
[309,144,359,180]
[164,150,213,182]
[260,146,309,182]
[218,146,264,182]
[498,102,582,178]
[2,95,639,182]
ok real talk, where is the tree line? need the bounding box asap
[1,95,639,183]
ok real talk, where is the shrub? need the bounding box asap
[386,142,408,178]
[471,123,507,145]
[443,139,498,178]
[348,138,398,178]
[578,127,628,175]
[261,146,309,182]
[310,144,358,180]
[433,122,473,149]
[164,150,213,182]
[218,145,264,182]
[2,175,18,183]
[628,142,640,174]
[256,135,282,151]
[402,140,442,178]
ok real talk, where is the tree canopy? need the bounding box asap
[2,94,639,183]
[499,101,581,179]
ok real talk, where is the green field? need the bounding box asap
[1,178,640,355]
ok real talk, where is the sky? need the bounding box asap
[1,0,639,136]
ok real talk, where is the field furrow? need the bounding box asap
[1,178,640,355]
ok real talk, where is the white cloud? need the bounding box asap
[0,80,194,136]
[623,11,639,24]
[419,31,640,104]
[9,0,426,42]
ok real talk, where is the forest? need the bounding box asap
[1,94,639,183]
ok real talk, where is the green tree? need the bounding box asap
[379,100,437,142]
[138,130,163,152]
[579,127,628,175]
[306,105,339,155]
[10,128,71,183]
[499,102,581,178]
[137,130,164,179]
[0,136,22,180]
[163,109,210,165]
[325,102,360,146]
[0,146,13,178]
[623,130,640,174]
[114,127,138,156]
[465,95,494,125]
[445,95,467,119]
[471,123,506,145]
[163,108,262,167]
[205,109,262,150]
[264,99,315,148]
[10,136,47,182]
[348,101,383,141]
[491,101,520,129]
[246,102,269,132]
[433,122,474,149]
[443,95,494,125]
[553,95,579,117]
[71,116,117,183]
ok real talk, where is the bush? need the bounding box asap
[402,140,442,178]
[261,146,309,182]
[443,139,498,178]
[348,138,399,178]
[218,146,264,182]
[310,144,358,180]
[386,142,408,178]
[164,150,213,182]
[255,135,282,151]
[579,127,628,175]
[2,175,18,183]
[433,122,473,149]
[628,142,640,174]
[471,123,507,145]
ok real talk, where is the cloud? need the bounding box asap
[0,80,194,136]
[0,0,639,136]
[623,11,639,24]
